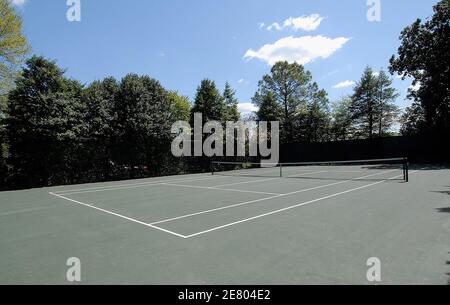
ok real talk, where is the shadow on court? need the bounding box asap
[447,257,450,285]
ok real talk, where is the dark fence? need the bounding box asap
[281,136,450,164]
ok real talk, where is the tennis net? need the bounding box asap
[211,158,409,182]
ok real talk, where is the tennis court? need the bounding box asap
[1,160,449,284]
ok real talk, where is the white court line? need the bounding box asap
[160,183,281,196]
[150,169,398,225]
[56,176,228,196]
[210,171,327,188]
[184,171,418,238]
[49,192,188,239]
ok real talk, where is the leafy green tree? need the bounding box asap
[81,77,119,181]
[113,74,172,177]
[389,0,449,135]
[330,97,354,141]
[400,102,426,136]
[253,61,328,143]
[167,91,191,122]
[0,0,29,184]
[0,0,29,102]
[223,82,240,122]
[5,56,83,187]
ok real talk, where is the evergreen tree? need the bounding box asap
[223,82,240,122]
[376,70,400,136]
[330,97,354,141]
[350,67,380,138]
[254,92,282,122]
[191,79,226,125]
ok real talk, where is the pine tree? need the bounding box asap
[375,70,400,136]
[191,79,226,125]
[223,82,240,122]
[350,67,379,138]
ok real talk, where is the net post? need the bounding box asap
[280,163,283,178]
[402,158,406,182]
[211,161,214,176]
[405,158,409,182]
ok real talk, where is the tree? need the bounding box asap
[191,79,226,125]
[253,61,328,143]
[389,0,449,135]
[223,82,240,122]
[376,70,400,136]
[350,67,379,138]
[113,74,172,177]
[0,0,29,102]
[400,102,426,136]
[80,77,119,181]
[254,92,282,122]
[300,85,331,143]
[5,56,83,187]
[167,91,190,122]
[0,0,29,185]
[331,97,354,141]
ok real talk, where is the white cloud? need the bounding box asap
[237,79,245,84]
[267,22,282,31]
[238,103,259,114]
[264,14,325,32]
[333,80,355,89]
[283,14,324,31]
[258,22,265,29]
[408,82,421,92]
[372,72,380,77]
[244,35,350,66]
[9,0,26,6]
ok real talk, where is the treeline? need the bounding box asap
[0,56,242,188]
[252,63,400,143]
[0,57,404,189]
[0,0,448,189]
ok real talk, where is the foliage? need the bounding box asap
[390,0,449,135]
[5,56,83,187]
[223,82,240,122]
[253,61,330,143]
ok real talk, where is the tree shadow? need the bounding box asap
[447,258,450,285]
[437,207,450,213]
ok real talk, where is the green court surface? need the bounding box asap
[1,165,449,284]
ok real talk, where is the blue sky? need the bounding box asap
[12,0,437,113]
